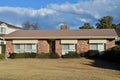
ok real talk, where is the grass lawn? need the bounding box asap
[0,58,120,80]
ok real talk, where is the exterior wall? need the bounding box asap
[77,40,89,53]
[6,40,14,54]
[7,28,20,34]
[106,39,116,49]
[38,40,49,53]
[0,23,20,34]
[55,40,62,57]
[5,39,116,56]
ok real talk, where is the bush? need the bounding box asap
[36,53,51,58]
[9,52,59,59]
[9,53,15,59]
[102,46,120,62]
[0,54,5,59]
[51,53,60,58]
[84,50,99,58]
[9,52,37,58]
[62,52,80,58]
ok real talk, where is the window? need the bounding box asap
[14,44,37,53]
[90,43,105,51]
[0,27,6,33]
[90,43,97,50]
[62,44,76,55]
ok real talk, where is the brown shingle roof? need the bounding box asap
[0,21,22,29]
[5,29,118,39]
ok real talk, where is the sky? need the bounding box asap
[0,0,120,29]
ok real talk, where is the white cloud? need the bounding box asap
[78,18,88,23]
[38,8,56,16]
[0,7,56,17]
[0,0,120,29]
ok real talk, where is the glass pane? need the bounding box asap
[90,44,97,50]
[69,44,75,50]
[32,44,37,50]
[3,28,6,33]
[15,45,20,49]
[25,44,32,49]
[98,43,105,51]
[20,44,24,49]
[0,27,6,33]
[62,45,69,50]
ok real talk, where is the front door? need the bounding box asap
[50,40,55,53]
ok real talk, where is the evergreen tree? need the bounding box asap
[79,23,94,29]
[96,16,113,29]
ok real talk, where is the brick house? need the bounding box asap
[5,29,117,57]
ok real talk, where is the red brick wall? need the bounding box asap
[5,39,115,56]
[38,40,49,53]
[6,40,14,54]
[106,39,115,49]
[55,40,62,57]
[77,40,89,53]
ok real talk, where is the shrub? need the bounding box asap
[9,52,37,58]
[0,54,5,59]
[102,46,120,62]
[9,52,59,59]
[51,53,60,58]
[62,51,80,58]
[9,53,16,59]
[36,53,51,58]
[84,50,99,58]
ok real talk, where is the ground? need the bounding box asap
[0,58,120,80]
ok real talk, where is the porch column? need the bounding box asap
[38,40,49,53]
[6,40,14,54]
[55,40,62,57]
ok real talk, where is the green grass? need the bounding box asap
[0,58,119,80]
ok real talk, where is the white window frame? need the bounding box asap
[90,43,105,51]
[0,27,6,34]
[62,44,76,55]
[14,44,37,53]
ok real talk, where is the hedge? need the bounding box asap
[9,52,37,59]
[9,52,62,59]
[83,50,99,59]
[36,53,51,58]
[102,46,120,62]
[62,51,80,58]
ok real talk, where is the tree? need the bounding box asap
[96,16,113,29]
[115,23,120,36]
[79,23,94,29]
[23,21,31,30]
[23,21,40,30]
[32,23,40,30]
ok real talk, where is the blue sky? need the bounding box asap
[0,0,120,29]
[0,0,78,8]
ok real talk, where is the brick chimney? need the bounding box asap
[60,24,69,30]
